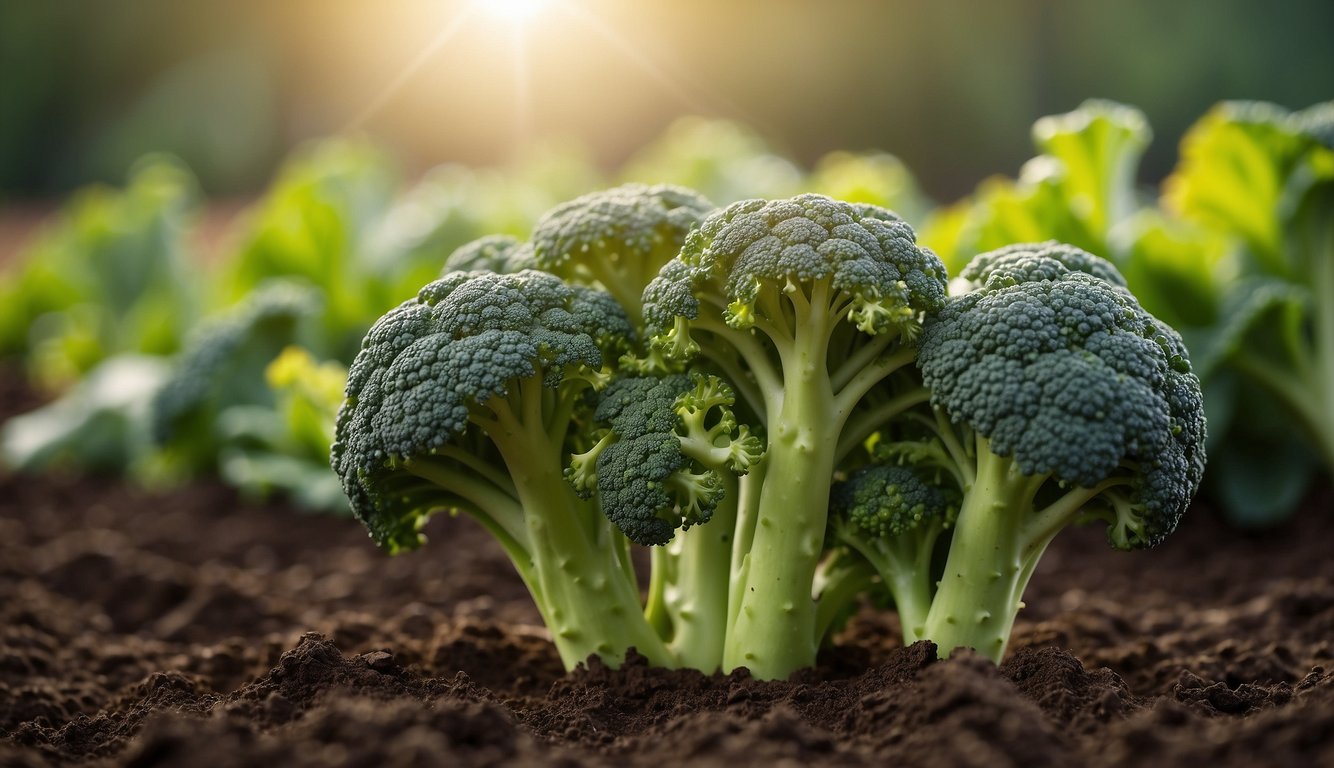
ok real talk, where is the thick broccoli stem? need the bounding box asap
[722,336,835,676]
[919,436,1117,662]
[658,480,737,671]
[489,380,673,670]
[920,440,1042,663]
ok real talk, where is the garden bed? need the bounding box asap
[1,369,1333,767]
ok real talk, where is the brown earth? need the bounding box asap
[2,368,1333,767]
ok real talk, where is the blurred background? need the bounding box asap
[3,0,1332,203]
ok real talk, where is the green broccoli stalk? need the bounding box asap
[828,463,958,644]
[642,194,949,677]
[531,183,715,328]
[332,269,671,669]
[895,243,1206,662]
[571,372,763,670]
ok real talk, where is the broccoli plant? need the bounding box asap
[827,462,958,644]
[151,281,322,478]
[641,193,949,677]
[332,269,678,669]
[334,188,1206,677]
[844,243,1206,661]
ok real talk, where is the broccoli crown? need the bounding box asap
[578,372,762,546]
[151,280,319,444]
[441,235,536,275]
[332,270,633,548]
[918,245,1206,546]
[642,194,948,335]
[830,464,958,540]
[532,183,714,275]
[960,240,1128,290]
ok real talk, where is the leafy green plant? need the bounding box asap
[0,355,170,476]
[151,281,321,479]
[1161,100,1334,524]
[921,99,1151,275]
[0,156,200,389]
[217,346,349,512]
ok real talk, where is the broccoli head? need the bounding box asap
[333,269,632,549]
[828,463,958,642]
[531,183,714,325]
[895,243,1205,661]
[332,268,672,669]
[920,244,1204,547]
[641,193,949,678]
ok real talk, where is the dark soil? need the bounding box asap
[2,367,1334,766]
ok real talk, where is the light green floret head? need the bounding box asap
[642,194,949,344]
[440,235,536,276]
[569,372,764,546]
[531,183,715,323]
[917,244,1207,548]
[332,269,633,551]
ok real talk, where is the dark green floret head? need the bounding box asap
[576,372,762,546]
[643,193,948,337]
[918,247,1206,548]
[959,241,1128,290]
[831,464,958,539]
[332,270,631,550]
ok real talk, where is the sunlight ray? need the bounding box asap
[344,5,476,131]
[558,1,760,125]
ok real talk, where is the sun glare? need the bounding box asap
[479,0,552,24]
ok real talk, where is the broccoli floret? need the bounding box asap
[576,373,763,545]
[828,463,958,643]
[332,269,670,670]
[641,193,948,677]
[895,243,1205,661]
[567,372,763,671]
[440,235,536,275]
[531,184,714,326]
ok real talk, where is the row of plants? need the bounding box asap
[0,119,925,511]
[1,100,1330,679]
